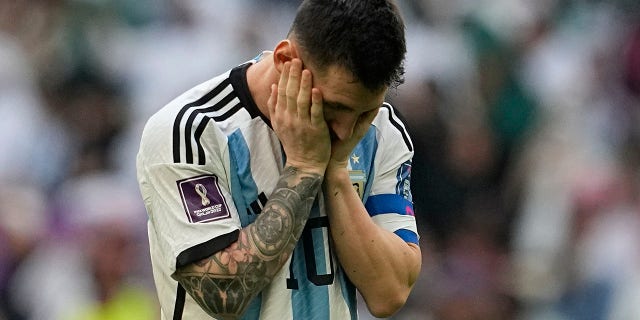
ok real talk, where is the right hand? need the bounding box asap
[268,59,331,175]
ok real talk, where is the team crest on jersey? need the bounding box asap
[349,170,366,199]
[177,175,230,223]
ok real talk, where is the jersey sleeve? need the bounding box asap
[137,102,242,275]
[365,104,419,244]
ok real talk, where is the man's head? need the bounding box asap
[268,0,406,140]
[288,0,406,92]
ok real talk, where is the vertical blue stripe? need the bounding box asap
[228,130,259,227]
[227,130,262,318]
[240,295,262,320]
[350,126,378,204]
[291,203,330,320]
[228,154,249,227]
[310,227,328,275]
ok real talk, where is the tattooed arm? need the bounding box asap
[173,166,322,319]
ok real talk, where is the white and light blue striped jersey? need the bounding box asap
[136,58,419,320]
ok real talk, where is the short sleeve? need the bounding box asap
[365,104,419,244]
[141,162,242,272]
[136,104,242,275]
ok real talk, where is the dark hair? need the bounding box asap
[289,0,406,91]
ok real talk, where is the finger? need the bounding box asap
[309,88,325,127]
[297,69,312,120]
[267,83,277,118]
[278,62,290,111]
[286,59,302,114]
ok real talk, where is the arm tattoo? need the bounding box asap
[174,166,322,319]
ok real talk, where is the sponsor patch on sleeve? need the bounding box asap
[177,175,231,223]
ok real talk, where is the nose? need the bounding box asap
[329,115,358,140]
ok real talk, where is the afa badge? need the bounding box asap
[349,170,366,200]
[177,175,230,223]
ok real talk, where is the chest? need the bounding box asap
[227,124,379,227]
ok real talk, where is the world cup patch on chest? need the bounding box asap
[177,175,230,223]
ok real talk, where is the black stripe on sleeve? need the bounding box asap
[382,103,414,152]
[193,117,211,165]
[191,101,244,165]
[172,78,231,163]
[211,102,243,122]
[175,229,240,269]
[183,91,237,164]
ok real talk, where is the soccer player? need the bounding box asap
[136,0,421,319]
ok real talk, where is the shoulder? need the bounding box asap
[373,102,414,153]
[138,71,234,165]
[144,70,234,132]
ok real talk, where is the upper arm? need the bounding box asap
[366,104,419,245]
[137,108,242,277]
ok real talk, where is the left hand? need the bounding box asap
[327,107,379,171]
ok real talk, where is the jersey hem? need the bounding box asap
[175,229,240,269]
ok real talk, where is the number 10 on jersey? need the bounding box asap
[286,216,335,289]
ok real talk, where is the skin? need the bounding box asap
[174,38,421,319]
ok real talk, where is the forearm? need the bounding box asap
[173,166,322,319]
[324,167,421,317]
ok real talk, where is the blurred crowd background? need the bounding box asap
[1,0,639,319]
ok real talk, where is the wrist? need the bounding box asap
[326,158,349,171]
[324,163,349,183]
[284,160,327,177]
